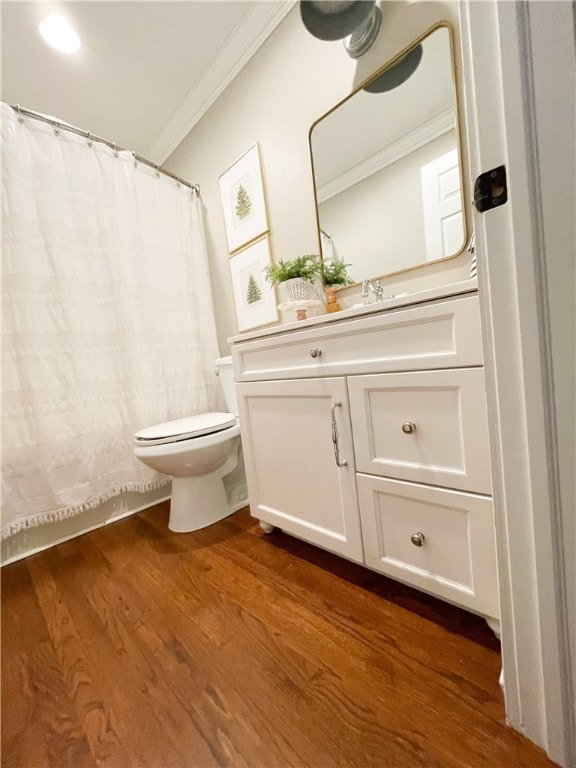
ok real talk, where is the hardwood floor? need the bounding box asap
[2,503,558,768]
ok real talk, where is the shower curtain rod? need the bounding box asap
[10,103,200,196]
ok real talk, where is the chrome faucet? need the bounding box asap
[361,279,384,304]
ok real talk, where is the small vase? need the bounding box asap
[325,286,341,313]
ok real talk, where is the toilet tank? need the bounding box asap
[216,356,238,416]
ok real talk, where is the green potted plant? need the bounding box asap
[264,255,323,302]
[320,258,354,288]
[320,258,354,313]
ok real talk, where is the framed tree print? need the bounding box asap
[229,236,278,332]
[219,143,269,253]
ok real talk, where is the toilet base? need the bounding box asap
[168,473,242,533]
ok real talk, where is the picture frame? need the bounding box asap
[229,236,278,332]
[219,143,269,253]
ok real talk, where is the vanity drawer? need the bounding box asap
[357,475,499,618]
[232,295,483,381]
[348,368,491,494]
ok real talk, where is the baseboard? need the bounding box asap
[1,486,171,566]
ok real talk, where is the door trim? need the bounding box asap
[459,1,575,764]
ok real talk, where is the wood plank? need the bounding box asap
[24,554,134,768]
[41,538,220,767]
[136,517,514,766]
[1,503,559,768]
[91,509,330,766]
[1,560,95,768]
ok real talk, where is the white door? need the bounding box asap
[236,377,364,563]
[420,148,463,261]
[460,1,575,764]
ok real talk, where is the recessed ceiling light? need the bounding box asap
[39,13,81,54]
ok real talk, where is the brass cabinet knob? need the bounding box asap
[310,347,322,358]
[402,421,416,434]
[411,532,425,547]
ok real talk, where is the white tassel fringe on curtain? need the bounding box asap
[1,103,222,539]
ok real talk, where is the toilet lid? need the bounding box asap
[134,412,237,444]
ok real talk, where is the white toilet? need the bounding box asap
[133,356,246,532]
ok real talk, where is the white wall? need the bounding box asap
[166,2,470,352]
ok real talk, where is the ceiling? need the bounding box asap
[1,1,294,164]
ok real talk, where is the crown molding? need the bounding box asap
[316,108,455,203]
[146,1,296,164]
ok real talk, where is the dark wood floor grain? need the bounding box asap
[2,503,558,768]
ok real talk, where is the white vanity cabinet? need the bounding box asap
[231,284,500,623]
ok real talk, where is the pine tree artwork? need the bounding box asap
[220,145,268,251]
[246,272,262,304]
[235,184,252,221]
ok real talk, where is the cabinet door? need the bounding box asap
[357,474,499,619]
[348,368,491,494]
[236,377,363,563]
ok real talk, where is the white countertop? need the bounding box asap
[228,278,478,344]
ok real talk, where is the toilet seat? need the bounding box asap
[134,412,237,446]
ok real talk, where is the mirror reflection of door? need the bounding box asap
[421,148,463,261]
[309,25,466,286]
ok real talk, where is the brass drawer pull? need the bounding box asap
[411,532,425,547]
[310,347,322,358]
[402,421,416,434]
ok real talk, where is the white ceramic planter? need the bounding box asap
[282,278,317,302]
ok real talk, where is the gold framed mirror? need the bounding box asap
[309,23,467,288]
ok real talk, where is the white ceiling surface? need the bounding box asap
[1,1,293,164]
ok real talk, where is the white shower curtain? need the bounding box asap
[1,102,222,538]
